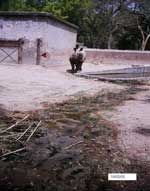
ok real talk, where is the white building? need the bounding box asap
[0,11,78,65]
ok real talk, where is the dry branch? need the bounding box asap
[64,141,83,150]
[0,115,30,134]
[0,133,22,139]
[16,122,33,141]
[26,121,42,142]
[0,148,25,159]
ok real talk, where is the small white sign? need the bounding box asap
[108,173,137,181]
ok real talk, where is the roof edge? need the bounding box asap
[0,11,78,31]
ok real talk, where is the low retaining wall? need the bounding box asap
[85,49,150,65]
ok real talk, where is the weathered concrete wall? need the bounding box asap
[0,16,77,65]
[86,49,150,65]
[46,19,77,65]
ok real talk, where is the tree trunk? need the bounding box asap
[142,34,150,50]
[108,33,113,49]
[137,19,150,50]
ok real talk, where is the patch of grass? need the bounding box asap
[64,111,87,120]
[47,121,58,129]
[0,122,7,129]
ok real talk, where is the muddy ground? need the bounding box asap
[0,83,150,191]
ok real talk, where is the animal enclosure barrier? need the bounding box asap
[0,39,24,64]
[76,66,150,81]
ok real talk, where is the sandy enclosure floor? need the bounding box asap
[0,63,124,111]
[103,86,150,161]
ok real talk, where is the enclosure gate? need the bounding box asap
[0,39,24,64]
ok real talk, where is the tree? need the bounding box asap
[42,0,93,47]
[42,0,92,23]
[127,0,150,50]
[0,0,46,11]
[73,0,129,48]
[0,0,11,10]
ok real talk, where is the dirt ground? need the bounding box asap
[0,82,150,191]
[103,84,150,161]
[1,63,150,190]
[0,62,126,111]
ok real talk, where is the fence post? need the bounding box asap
[36,38,42,65]
[18,38,24,64]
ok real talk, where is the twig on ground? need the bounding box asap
[25,121,42,142]
[0,133,23,139]
[0,115,30,134]
[0,147,26,159]
[64,141,84,150]
[16,122,33,141]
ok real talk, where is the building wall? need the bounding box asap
[0,17,77,65]
[86,49,150,65]
[46,19,77,65]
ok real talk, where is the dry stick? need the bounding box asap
[0,148,25,159]
[16,122,33,141]
[64,141,84,151]
[1,115,30,134]
[26,121,42,142]
[0,133,23,138]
